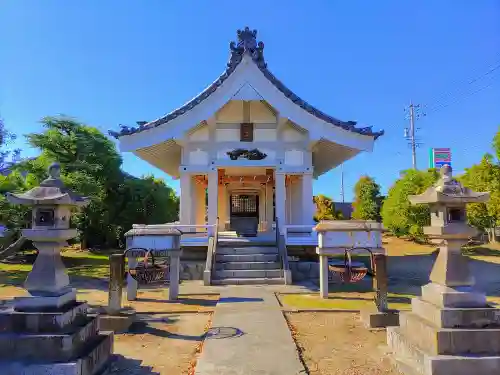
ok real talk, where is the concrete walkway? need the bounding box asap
[194,287,307,375]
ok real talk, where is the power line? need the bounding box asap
[424,60,500,116]
[425,78,498,116]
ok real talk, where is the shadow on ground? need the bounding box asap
[108,355,160,375]
[463,246,500,257]
[134,297,218,306]
[128,320,206,341]
[218,297,263,303]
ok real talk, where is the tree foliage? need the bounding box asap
[313,194,343,222]
[381,169,439,240]
[352,175,382,221]
[0,119,27,238]
[9,116,179,249]
[459,127,500,240]
[0,118,21,170]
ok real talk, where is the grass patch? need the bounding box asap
[0,250,110,286]
[280,292,500,311]
[280,292,414,311]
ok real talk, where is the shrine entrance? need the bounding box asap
[229,194,259,237]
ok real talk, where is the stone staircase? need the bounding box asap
[212,241,285,285]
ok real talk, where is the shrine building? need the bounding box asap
[110,27,383,239]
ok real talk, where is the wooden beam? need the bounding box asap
[221,175,274,184]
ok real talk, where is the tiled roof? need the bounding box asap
[109,27,384,140]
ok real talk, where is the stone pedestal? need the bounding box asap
[387,244,500,375]
[0,240,113,374]
[0,234,113,374]
[387,288,500,375]
[0,301,114,375]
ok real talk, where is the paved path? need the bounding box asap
[194,287,307,375]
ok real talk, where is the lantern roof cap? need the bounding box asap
[5,162,89,206]
[409,165,489,205]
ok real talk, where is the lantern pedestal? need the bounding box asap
[14,232,76,311]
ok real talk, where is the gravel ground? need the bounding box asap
[109,313,211,375]
[286,312,401,375]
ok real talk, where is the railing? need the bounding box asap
[132,223,217,246]
[275,218,292,284]
[203,217,219,286]
[283,224,317,246]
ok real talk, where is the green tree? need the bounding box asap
[313,194,343,222]
[14,116,179,249]
[381,168,439,240]
[352,175,382,221]
[0,118,21,169]
[459,128,500,241]
[0,118,27,238]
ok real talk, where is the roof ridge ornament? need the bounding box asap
[228,27,266,69]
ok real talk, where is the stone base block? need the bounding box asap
[14,289,77,312]
[0,301,88,333]
[421,283,487,308]
[399,311,500,356]
[0,330,113,375]
[0,315,100,361]
[411,297,500,329]
[387,326,500,375]
[360,308,399,329]
[98,308,136,333]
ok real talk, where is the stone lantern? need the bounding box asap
[5,162,90,310]
[0,163,113,375]
[407,164,489,305]
[387,165,500,375]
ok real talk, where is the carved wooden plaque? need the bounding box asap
[240,123,254,142]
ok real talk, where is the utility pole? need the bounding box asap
[340,163,345,203]
[404,102,424,170]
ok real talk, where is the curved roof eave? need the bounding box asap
[109,27,384,141]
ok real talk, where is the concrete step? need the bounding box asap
[387,326,500,375]
[215,261,281,270]
[211,277,285,285]
[215,253,280,262]
[217,246,278,255]
[398,311,500,356]
[214,269,283,279]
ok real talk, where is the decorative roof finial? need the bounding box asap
[48,162,61,180]
[440,164,452,178]
[228,27,266,69]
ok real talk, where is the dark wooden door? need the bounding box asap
[229,194,259,236]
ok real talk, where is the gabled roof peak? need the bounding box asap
[109,27,384,141]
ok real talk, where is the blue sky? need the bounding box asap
[1,1,499,201]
